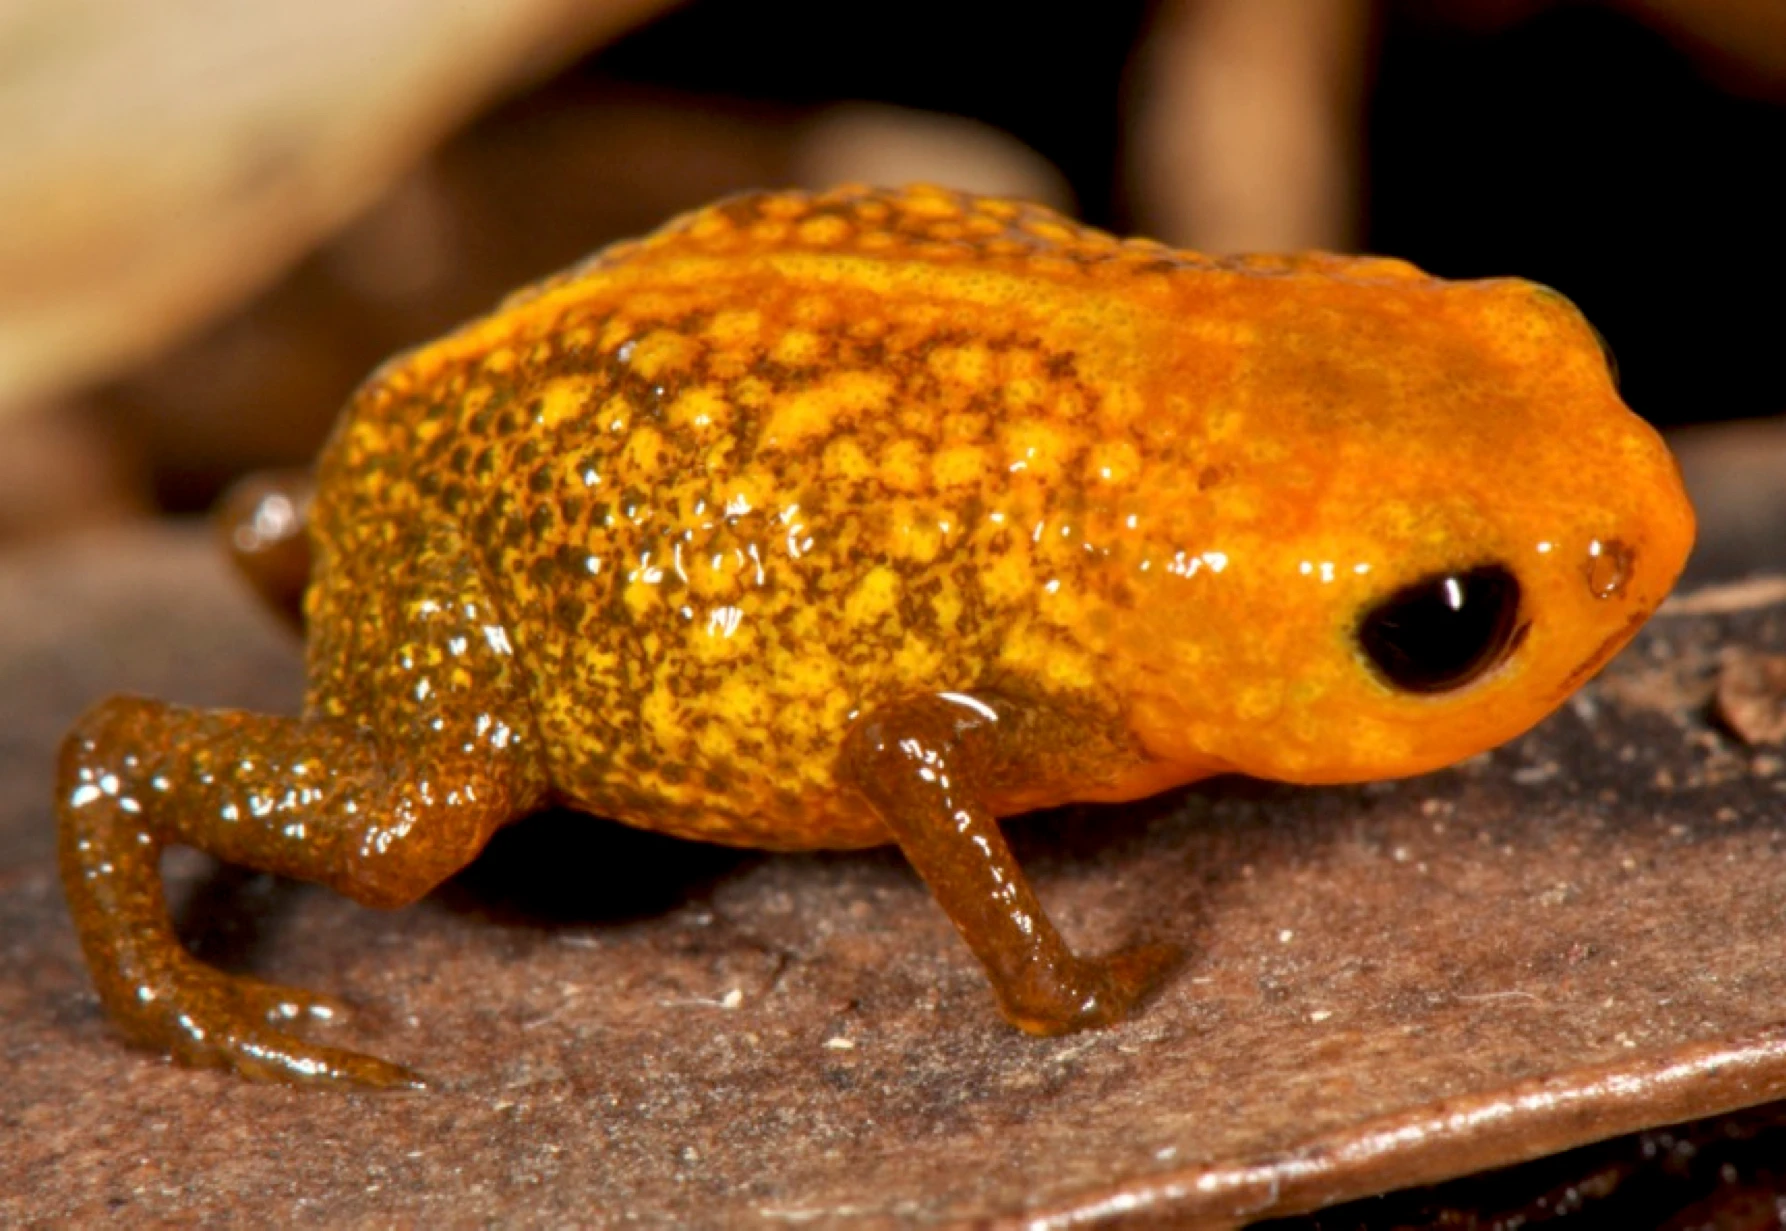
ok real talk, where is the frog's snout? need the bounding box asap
[1549,447,1696,695]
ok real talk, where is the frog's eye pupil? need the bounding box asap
[1357,565,1524,694]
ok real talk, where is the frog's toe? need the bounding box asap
[121,963,425,1090]
[224,1029,429,1090]
[1075,940,1182,1029]
[234,976,353,1026]
[1103,940,1182,1008]
[1008,940,1184,1036]
[224,978,426,1089]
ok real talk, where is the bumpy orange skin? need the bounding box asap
[57,185,1695,1085]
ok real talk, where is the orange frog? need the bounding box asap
[57,185,1695,1087]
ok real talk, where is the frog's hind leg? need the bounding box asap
[57,524,547,1087]
[215,468,315,631]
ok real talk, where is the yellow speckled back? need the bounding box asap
[313,188,1194,848]
[307,184,1693,847]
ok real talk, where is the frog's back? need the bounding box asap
[309,185,1491,849]
[306,188,1226,846]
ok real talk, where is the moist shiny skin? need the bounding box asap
[57,185,1697,1087]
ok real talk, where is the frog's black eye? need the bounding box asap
[1357,565,1524,694]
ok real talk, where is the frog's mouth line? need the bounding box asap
[1553,609,1650,700]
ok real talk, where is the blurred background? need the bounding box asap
[1,0,1783,581]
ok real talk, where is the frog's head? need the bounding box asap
[1121,273,1696,786]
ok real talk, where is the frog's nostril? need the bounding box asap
[1583,537,1635,600]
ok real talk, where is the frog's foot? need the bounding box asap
[1000,941,1182,1037]
[114,958,425,1089]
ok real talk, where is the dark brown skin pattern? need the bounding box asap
[57,185,1694,1086]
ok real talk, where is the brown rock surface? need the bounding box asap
[4,526,1786,1227]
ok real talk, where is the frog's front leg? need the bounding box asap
[57,696,538,1087]
[841,694,1180,1035]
